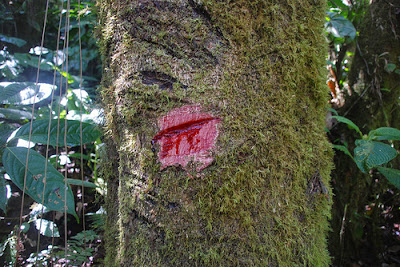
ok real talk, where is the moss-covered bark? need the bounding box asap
[330,0,400,264]
[97,0,332,265]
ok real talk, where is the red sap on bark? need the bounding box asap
[152,105,221,171]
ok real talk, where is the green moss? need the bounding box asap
[97,0,332,266]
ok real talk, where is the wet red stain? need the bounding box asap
[152,105,221,171]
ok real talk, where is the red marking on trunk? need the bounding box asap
[152,105,221,171]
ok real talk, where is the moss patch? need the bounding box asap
[97,0,332,266]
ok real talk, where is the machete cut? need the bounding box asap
[152,105,221,171]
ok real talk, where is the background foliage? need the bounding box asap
[0,0,104,266]
[327,0,400,265]
[0,0,399,266]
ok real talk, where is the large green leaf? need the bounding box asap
[377,167,400,189]
[0,123,16,159]
[0,123,15,146]
[67,179,97,188]
[0,82,55,105]
[325,12,357,40]
[2,147,77,217]
[0,177,8,214]
[0,34,27,47]
[13,53,54,71]
[0,108,33,120]
[368,127,400,141]
[11,119,101,147]
[332,115,363,137]
[354,140,398,173]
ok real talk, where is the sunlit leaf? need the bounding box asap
[53,50,66,66]
[377,167,400,189]
[29,46,50,56]
[58,69,75,84]
[328,0,348,9]
[0,237,8,257]
[0,51,21,79]
[12,119,101,147]
[35,218,60,237]
[0,82,55,105]
[2,147,77,218]
[354,140,397,173]
[21,222,30,233]
[13,53,54,71]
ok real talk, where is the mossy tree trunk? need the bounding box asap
[97,0,332,265]
[330,0,400,264]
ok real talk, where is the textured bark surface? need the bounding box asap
[330,0,400,264]
[98,0,332,265]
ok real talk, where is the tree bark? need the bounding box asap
[97,0,332,265]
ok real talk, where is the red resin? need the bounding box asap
[152,105,221,171]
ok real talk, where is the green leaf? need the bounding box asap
[2,147,77,217]
[385,63,396,73]
[332,144,354,159]
[0,34,27,47]
[0,82,55,105]
[377,167,400,189]
[12,119,101,147]
[29,46,50,56]
[35,218,60,237]
[21,222,30,233]
[0,123,16,158]
[0,52,22,79]
[13,53,54,71]
[67,153,91,161]
[0,108,33,120]
[332,115,363,136]
[354,140,398,173]
[0,237,8,257]
[67,179,97,188]
[325,13,357,40]
[0,177,8,214]
[328,0,348,9]
[328,107,339,116]
[369,127,400,141]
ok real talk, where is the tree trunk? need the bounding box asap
[330,0,400,264]
[97,0,332,265]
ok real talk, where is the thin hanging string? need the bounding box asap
[36,0,66,262]
[50,5,66,265]
[55,5,69,263]
[63,0,71,260]
[56,5,70,177]
[77,0,88,257]
[15,0,50,265]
